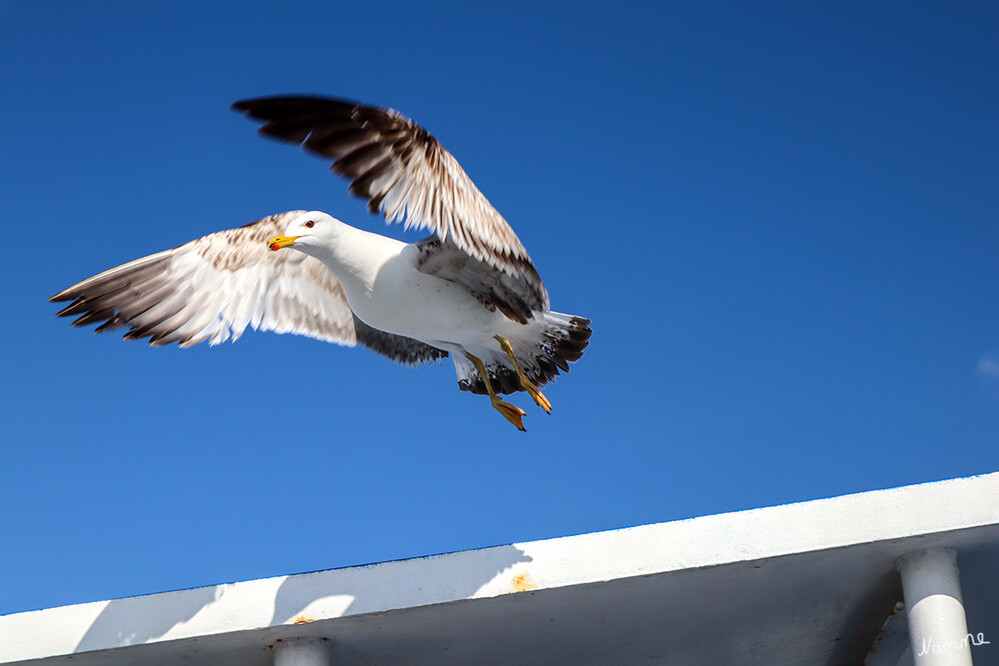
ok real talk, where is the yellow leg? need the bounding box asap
[466,353,527,431]
[495,335,552,414]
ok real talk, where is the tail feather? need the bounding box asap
[457,312,592,395]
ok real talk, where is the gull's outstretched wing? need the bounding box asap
[50,211,445,364]
[232,96,550,316]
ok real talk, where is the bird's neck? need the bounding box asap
[305,220,405,294]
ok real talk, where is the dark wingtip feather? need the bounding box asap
[49,288,78,303]
[122,329,154,342]
[72,310,114,328]
[57,298,99,318]
[94,315,126,334]
[258,121,313,143]
[230,95,361,122]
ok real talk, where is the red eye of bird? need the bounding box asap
[305,220,315,228]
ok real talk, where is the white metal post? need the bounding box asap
[274,638,330,666]
[897,548,973,666]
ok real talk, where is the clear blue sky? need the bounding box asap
[2,1,997,616]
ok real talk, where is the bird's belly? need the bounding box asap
[347,271,501,344]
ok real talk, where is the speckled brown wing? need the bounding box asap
[231,96,550,316]
[50,211,446,364]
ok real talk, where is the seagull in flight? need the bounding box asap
[50,96,591,431]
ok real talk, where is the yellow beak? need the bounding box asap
[268,234,299,251]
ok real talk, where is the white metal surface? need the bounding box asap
[2,473,997,665]
[899,549,973,666]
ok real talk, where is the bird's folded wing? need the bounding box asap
[50,211,446,364]
[231,96,550,313]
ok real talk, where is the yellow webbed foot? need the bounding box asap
[491,397,527,431]
[466,351,529,431]
[525,383,552,414]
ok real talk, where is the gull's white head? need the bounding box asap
[267,211,340,253]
